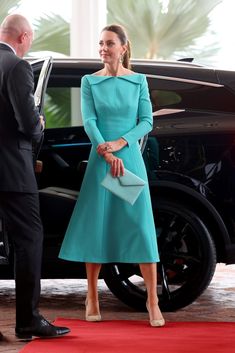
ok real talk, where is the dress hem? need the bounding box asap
[59,257,159,264]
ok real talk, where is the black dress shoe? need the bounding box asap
[15,315,70,339]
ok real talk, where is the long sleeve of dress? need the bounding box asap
[122,75,153,147]
[81,76,105,147]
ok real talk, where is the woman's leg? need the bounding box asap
[139,263,165,325]
[85,263,102,319]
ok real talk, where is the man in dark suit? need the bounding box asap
[0,14,70,339]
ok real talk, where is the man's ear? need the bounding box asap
[18,32,26,44]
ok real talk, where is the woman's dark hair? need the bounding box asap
[101,24,131,69]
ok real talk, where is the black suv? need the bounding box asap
[1,58,235,312]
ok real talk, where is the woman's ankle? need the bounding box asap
[146,301,163,320]
[85,298,100,314]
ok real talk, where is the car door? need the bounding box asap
[33,63,91,278]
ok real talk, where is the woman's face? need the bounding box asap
[99,30,126,65]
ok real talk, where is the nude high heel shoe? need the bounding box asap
[146,302,165,327]
[85,299,102,322]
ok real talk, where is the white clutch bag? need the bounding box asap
[101,168,146,205]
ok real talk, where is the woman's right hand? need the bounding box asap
[103,153,124,177]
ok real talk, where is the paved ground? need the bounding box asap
[0,263,235,352]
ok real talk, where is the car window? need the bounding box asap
[44,85,184,129]
[44,87,83,128]
[148,76,235,114]
[44,85,171,130]
[150,90,181,112]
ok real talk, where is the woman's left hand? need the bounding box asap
[97,138,127,156]
[103,153,125,177]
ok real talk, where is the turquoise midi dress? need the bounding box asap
[59,73,159,263]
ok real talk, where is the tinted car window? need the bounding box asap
[147,76,235,112]
[151,90,181,111]
[44,87,83,128]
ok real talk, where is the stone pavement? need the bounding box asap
[0,264,235,352]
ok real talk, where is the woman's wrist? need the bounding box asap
[119,138,128,148]
[103,152,113,163]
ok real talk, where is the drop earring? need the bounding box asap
[119,54,123,63]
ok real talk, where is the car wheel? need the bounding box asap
[103,198,217,312]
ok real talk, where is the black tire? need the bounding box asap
[103,198,217,312]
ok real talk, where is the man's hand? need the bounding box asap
[34,160,43,174]
[39,115,45,130]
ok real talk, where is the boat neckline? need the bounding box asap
[91,73,140,77]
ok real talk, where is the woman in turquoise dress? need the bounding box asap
[59,24,165,327]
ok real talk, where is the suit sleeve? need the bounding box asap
[7,59,42,140]
[81,76,105,147]
[122,75,153,147]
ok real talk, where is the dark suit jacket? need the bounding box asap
[0,43,43,192]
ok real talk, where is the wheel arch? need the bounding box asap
[150,180,230,263]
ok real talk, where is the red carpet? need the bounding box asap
[20,318,235,353]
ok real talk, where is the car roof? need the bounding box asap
[28,57,235,105]
[28,56,204,68]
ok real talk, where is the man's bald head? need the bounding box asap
[0,14,34,57]
[0,14,32,37]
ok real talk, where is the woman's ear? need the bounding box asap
[122,45,127,56]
